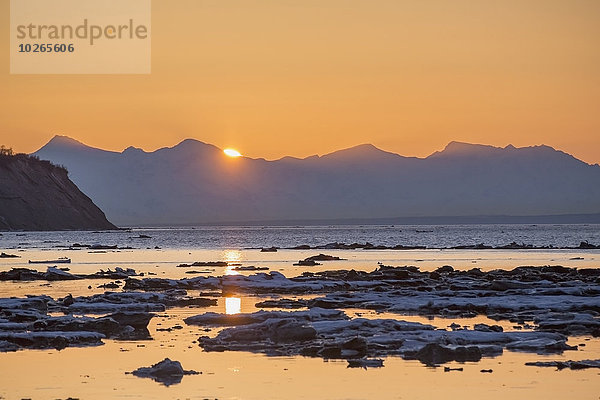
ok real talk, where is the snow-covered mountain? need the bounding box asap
[34,135,600,225]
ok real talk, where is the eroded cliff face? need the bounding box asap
[0,154,116,231]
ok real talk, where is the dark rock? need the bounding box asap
[255,299,307,309]
[293,259,321,266]
[40,265,77,279]
[98,282,120,289]
[185,312,264,326]
[452,244,493,250]
[488,280,529,291]
[318,344,342,359]
[177,261,228,268]
[429,271,441,280]
[270,320,317,342]
[88,267,139,279]
[0,252,19,258]
[0,331,104,350]
[391,244,427,250]
[31,312,154,340]
[347,358,384,369]
[540,265,573,274]
[443,366,463,372]
[410,343,482,366]
[166,298,217,308]
[0,340,20,351]
[0,268,42,281]
[304,254,345,262]
[435,265,454,274]
[496,242,533,250]
[474,323,503,333]
[233,266,269,271]
[525,359,600,370]
[59,294,74,307]
[0,266,139,282]
[578,241,599,249]
[291,245,311,250]
[192,261,228,267]
[89,244,118,250]
[128,358,199,386]
[341,337,368,357]
[108,312,154,331]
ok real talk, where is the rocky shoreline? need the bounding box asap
[245,240,600,251]
[0,264,598,371]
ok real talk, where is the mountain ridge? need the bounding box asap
[37,135,596,165]
[33,135,600,225]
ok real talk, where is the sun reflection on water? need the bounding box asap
[224,266,240,275]
[223,249,241,262]
[223,249,242,275]
[225,297,241,315]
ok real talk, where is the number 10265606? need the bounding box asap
[18,43,74,53]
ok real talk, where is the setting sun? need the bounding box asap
[224,148,242,158]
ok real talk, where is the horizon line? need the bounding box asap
[112,212,600,229]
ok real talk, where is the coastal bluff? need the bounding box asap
[0,150,116,231]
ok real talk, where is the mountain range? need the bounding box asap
[33,136,600,226]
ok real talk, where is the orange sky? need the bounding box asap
[1,0,599,163]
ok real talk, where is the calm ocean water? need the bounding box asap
[2,224,599,250]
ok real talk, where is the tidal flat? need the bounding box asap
[0,226,599,399]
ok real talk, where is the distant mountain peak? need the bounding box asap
[35,135,99,154]
[123,146,146,154]
[147,138,223,160]
[443,141,497,152]
[35,135,121,156]
[45,135,87,148]
[175,138,205,146]
[322,143,402,160]
[169,138,221,152]
[427,141,513,159]
[352,143,380,151]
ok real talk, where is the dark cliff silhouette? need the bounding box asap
[0,149,116,231]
